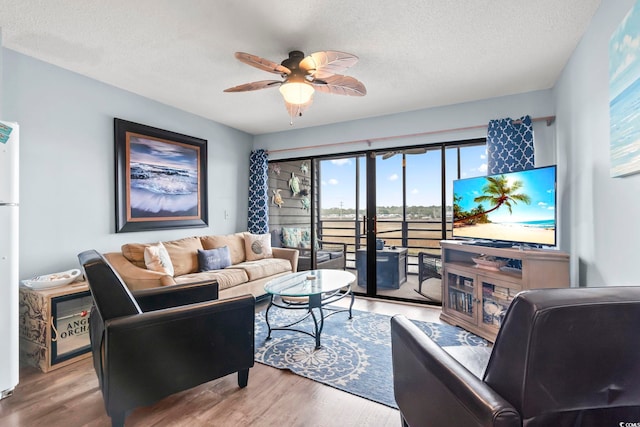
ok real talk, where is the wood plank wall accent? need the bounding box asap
[267,160,313,234]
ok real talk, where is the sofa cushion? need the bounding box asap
[173,268,249,291]
[228,258,291,281]
[244,233,273,261]
[144,242,175,276]
[201,233,246,265]
[314,252,331,263]
[121,243,150,269]
[161,236,203,276]
[322,250,344,260]
[198,247,232,272]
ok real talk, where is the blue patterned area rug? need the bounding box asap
[254,307,489,408]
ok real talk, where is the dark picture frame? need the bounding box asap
[114,118,208,232]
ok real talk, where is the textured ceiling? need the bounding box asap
[0,0,601,135]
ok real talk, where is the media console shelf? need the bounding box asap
[440,240,570,342]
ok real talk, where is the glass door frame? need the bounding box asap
[273,137,486,302]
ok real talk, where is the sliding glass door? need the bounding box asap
[287,139,487,304]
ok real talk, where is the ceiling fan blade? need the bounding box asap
[312,75,367,96]
[234,52,291,75]
[223,80,282,92]
[300,51,359,79]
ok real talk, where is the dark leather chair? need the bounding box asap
[78,250,255,427]
[391,286,640,426]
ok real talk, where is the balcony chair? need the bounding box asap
[391,286,640,426]
[271,227,346,271]
[416,251,442,301]
[78,250,255,427]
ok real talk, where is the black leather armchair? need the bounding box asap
[78,250,255,427]
[392,286,640,426]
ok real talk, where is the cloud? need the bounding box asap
[480,153,487,160]
[411,188,419,194]
[331,159,351,166]
[612,53,637,82]
[328,178,339,185]
[623,34,640,49]
[538,202,548,207]
[389,174,399,181]
[478,163,487,173]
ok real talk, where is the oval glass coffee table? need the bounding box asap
[263,269,356,349]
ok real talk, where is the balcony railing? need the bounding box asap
[318,218,452,272]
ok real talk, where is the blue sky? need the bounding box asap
[130,136,198,170]
[320,144,487,209]
[609,1,640,100]
[453,166,556,222]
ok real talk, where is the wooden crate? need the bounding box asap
[19,281,93,372]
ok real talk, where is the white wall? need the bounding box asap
[254,90,555,163]
[0,29,3,117]
[2,49,253,279]
[554,0,640,286]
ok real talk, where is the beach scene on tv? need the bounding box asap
[453,166,556,245]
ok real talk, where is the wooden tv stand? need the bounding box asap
[439,240,570,342]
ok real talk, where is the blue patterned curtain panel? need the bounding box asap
[248,149,269,234]
[487,115,534,174]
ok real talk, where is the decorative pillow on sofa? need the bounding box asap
[244,233,273,261]
[197,246,232,272]
[143,242,174,276]
[200,233,246,265]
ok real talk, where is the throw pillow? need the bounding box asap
[282,227,302,247]
[197,246,232,272]
[244,233,273,261]
[143,242,175,276]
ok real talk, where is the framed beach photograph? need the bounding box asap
[609,0,640,177]
[114,118,208,232]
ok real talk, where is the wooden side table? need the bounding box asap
[19,280,93,372]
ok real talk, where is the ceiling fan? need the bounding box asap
[381,147,429,160]
[223,50,366,123]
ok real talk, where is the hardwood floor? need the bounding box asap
[0,298,443,427]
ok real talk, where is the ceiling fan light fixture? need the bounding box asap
[279,81,314,105]
[226,50,366,123]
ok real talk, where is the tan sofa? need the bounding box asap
[104,232,298,300]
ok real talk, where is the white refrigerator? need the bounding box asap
[0,121,19,399]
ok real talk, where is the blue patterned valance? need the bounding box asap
[248,149,269,234]
[487,115,534,174]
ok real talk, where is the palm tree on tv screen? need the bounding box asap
[455,175,531,224]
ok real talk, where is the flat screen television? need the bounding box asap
[452,165,557,247]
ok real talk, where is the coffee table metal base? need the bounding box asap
[265,286,354,349]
